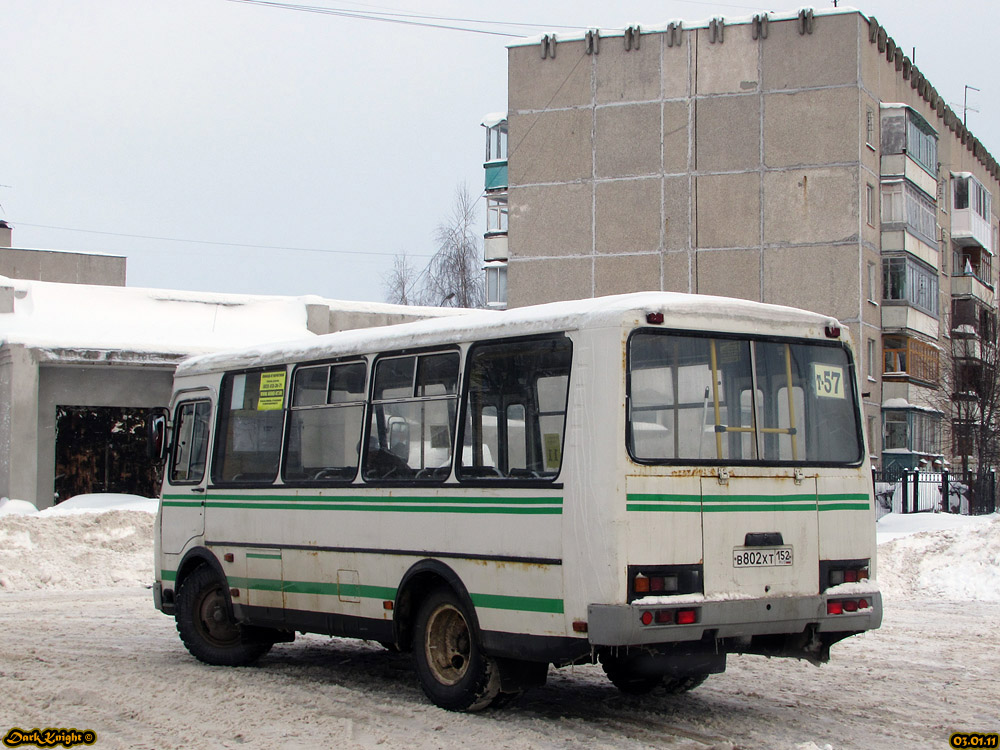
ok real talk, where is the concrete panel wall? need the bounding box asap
[0,345,39,503]
[508,184,591,258]
[0,248,126,286]
[594,253,661,297]
[508,257,592,307]
[507,13,870,318]
[595,178,660,255]
[595,104,661,178]
[696,173,760,249]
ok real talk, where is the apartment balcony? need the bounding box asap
[951,273,995,306]
[951,207,993,251]
[484,161,508,191]
[484,234,508,262]
[880,153,937,198]
[881,303,939,338]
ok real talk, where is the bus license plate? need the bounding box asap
[733,547,793,568]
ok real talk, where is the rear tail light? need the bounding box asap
[676,609,697,625]
[827,598,872,615]
[639,608,699,627]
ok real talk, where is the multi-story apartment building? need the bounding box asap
[483,7,1000,471]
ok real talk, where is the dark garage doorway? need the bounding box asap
[54,406,161,503]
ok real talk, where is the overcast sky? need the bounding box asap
[2,1,997,304]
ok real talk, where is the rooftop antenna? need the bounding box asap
[963,85,980,126]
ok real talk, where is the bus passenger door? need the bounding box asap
[160,398,211,555]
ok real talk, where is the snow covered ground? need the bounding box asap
[1,498,997,749]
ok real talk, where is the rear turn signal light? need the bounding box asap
[828,565,869,587]
[639,608,698,626]
[633,572,679,595]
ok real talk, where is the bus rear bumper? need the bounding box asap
[587,591,883,647]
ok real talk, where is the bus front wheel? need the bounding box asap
[175,564,271,667]
[412,587,500,712]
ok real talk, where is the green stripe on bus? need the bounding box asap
[470,592,564,614]
[161,501,203,508]
[246,552,282,560]
[627,493,869,512]
[225,576,558,614]
[206,494,561,506]
[204,502,561,515]
[161,570,176,582]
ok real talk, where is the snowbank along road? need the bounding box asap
[0,504,998,749]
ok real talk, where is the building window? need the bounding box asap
[866,184,875,227]
[867,338,877,380]
[486,195,508,235]
[485,262,507,307]
[867,261,878,302]
[953,175,992,221]
[485,122,508,163]
[906,115,938,175]
[865,107,876,148]
[881,181,938,247]
[867,414,878,454]
[882,256,939,317]
[880,106,938,177]
[883,334,939,383]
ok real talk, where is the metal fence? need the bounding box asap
[872,468,998,519]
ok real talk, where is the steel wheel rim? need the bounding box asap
[424,603,471,686]
[195,583,241,647]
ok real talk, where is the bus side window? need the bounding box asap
[212,370,286,484]
[458,335,572,481]
[284,361,366,483]
[364,352,459,482]
[170,400,211,484]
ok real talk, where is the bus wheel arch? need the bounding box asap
[393,559,481,654]
[174,547,228,606]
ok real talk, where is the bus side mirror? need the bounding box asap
[147,408,169,463]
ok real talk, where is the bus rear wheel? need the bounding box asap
[412,587,500,712]
[175,564,271,667]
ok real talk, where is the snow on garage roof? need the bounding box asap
[0,274,460,363]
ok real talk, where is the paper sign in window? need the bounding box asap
[543,433,562,470]
[812,363,845,399]
[258,371,287,410]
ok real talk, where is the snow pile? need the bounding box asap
[0,508,154,592]
[39,492,159,516]
[0,498,40,516]
[877,514,1000,602]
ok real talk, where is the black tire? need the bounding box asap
[601,657,664,695]
[662,673,709,693]
[412,587,500,712]
[175,564,271,667]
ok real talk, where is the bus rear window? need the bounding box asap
[628,332,862,465]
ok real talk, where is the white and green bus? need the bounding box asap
[153,292,881,711]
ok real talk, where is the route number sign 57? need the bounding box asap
[812,363,846,399]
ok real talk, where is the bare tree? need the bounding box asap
[384,183,485,309]
[939,303,1000,511]
[382,252,421,306]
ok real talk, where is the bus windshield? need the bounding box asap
[628,331,863,465]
